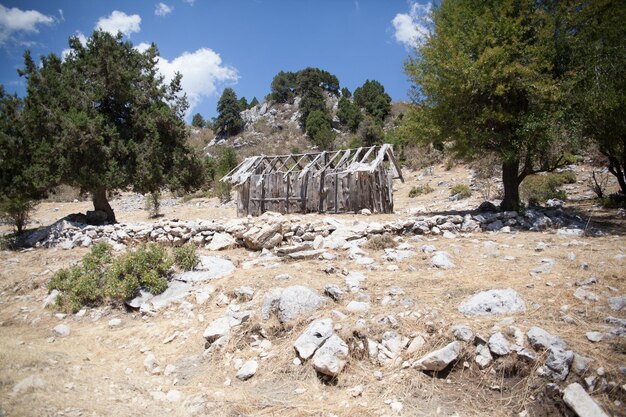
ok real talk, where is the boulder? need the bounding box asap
[242,223,283,250]
[207,233,236,251]
[53,324,70,337]
[178,256,235,282]
[527,326,566,350]
[236,360,258,381]
[563,383,610,417]
[538,347,574,381]
[294,318,334,359]
[488,332,511,356]
[412,341,461,372]
[451,325,473,343]
[276,286,325,323]
[458,289,526,316]
[475,344,493,369]
[608,295,626,311]
[432,251,455,269]
[312,334,349,377]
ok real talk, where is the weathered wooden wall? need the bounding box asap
[236,166,394,216]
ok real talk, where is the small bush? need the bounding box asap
[174,244,199,271]
[408,184,434,198]
[214,181,233,203]
[599,193,625,209]
[450,184,472,199]
[48,243,172,313]
[106,244,171,300]
[364,233,397,250]
[520,172,575,205]
[48,242,112,312]
[145,191,161,218]
[0,196,36,235]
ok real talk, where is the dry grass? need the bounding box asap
[0,162,625,416]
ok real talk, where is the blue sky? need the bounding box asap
[0,1,431,121]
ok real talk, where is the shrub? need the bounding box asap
[214,181,233,203]
[364,233,397,250]
[48,243,171,313]
[408,184,434,198]
[48,242,112,312]
[599,192,625,209]
[450,184,472,199]
[0,196,36,235]
[174,244,199,271]
[520,173,572,205]
[105,244,171,299]
[145,191,161,218]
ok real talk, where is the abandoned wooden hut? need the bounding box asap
[221,144,404,216]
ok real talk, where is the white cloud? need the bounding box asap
[0,4,54,45]
[95,10,141,36]
[182,0,195,6]
[134,42,152,53]
[392,2,432,48]
[61,31,88,60]
[155,3,173,17]
[156,48,239,115]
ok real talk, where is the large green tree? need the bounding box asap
[565,0,626,196]
[214,88,245,138]
[19,31,203,223]
[191,113,205,128]
[337,97,362,132]
[354,80,391,123]
[405,0,566,211]
[306,110,335,150]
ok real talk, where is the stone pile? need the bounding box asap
[24,206,589,251]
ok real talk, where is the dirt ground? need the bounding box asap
[1,163,624,417]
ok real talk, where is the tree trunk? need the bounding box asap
[500,159,521,212]
[607,156,626,197]
[92,188,116,224]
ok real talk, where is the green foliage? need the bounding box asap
[217,147,238,177]
[249,97,259,108]
[0,196,36,235]
[191,113,205,128]
[306,110,335,150]
[290,146,302,154]
[106,244,171,299]
[0,87,50,233]
[270,71,297,103]
[204,156,217,184]
[48,243,172,313]
[238,97,249,111]
[214,181,233,203]
[215,88,244,137]
[450,184,472,199]
[341,87,351,99]
[173,244,199,271]
[48,243,112,312]
[358,116,384,146]
[145,191,161,218]
[408,184,434,198]
[337,97,362,132]
[353,80,391,122]
[564,0,626,196]
[520,173,572,205]
[598,193,625,209]
[17,32,203,222]
[404,0,568,210]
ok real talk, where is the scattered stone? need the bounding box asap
[412,341,461,372]
[389,401,403,414]
[12,375,46,393]
[207,233,236,251]
[312,334,349,377]
[166,389,182,402]
[42,290,60,309]
[178,256,235,282]
[574,287,599,302]
[236,360,258,381]
[531,258,555,274]
[324,284,345,301]
[345,271,366,293]
[347,384,364,397]
[563,383,610,417]
[243,223,283,250]
[527,327,566,350]
[277,286,326,323]
[572,354,592,376]
[608,295,626,311]
[274,273,291,281]
[53,324,70,337]
[451,325,473,343]
[576,276,598,286]
[538,347,573,382]
[346,300,370,313]
[108,318,122,327]
[432,251,455,269]
[586,332,606,343]
[458,289,526,316]
[294,318,334,359]
[406,335,426,354]
[475,344,493,369]
[488,332,511,356]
